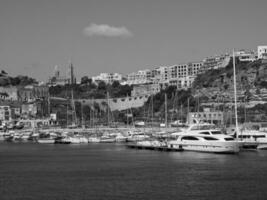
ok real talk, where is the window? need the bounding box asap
[211,131,222,135]
[203,137,219,141]
[199,132,210,135]
[253,135,265,139]
[181,136,199,141]
[224,138,234,141]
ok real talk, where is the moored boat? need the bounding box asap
[37,138,55,144]
[168,123,240,153]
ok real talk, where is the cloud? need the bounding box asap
[83,23,133,38]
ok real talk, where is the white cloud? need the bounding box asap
[83,23,133,38]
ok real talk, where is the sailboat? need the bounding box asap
[231,50,260,149]
[170,91,186,127]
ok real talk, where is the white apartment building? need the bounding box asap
[188,62,203,76]
[258,46,267,59]
[125,69,152,85]
[168,62,203,89]
[202,54,230,71]
[92,73,122,84]
[235,50,257,62]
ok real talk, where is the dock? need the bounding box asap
[126,143,183,152]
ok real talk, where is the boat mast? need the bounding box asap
[187,98,190,124]
[233,49,239,138]
[151,94,154,129]
[47,92,50,117]
[81,101,84,129]
[165,93,167,127]
[66,104,68,127]
[71,89,77,125]
[107,91,109,127]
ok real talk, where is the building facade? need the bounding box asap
[92,73,123,84]
[17,85,49,102]
[258,46,267,59]
[235,50,257,62]
[125,70,152,85]
[0,105,12,122]
[201,54,230,72]
[48,65,69,86]
[188,109,224,125]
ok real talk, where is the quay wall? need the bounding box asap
[76,95,149,111]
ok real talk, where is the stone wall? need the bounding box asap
[77,95,149,111]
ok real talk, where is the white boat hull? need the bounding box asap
[257,143,267,150]
[168,141,240,153]
[88,137,101,143]
[100,138,116,143]
[37,139,55,144]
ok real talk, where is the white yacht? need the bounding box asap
[236,129,267,150]
[168,123,240,153]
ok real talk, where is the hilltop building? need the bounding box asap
[48,65,69,86]
[234,50,257,62]
[168,62,203,89]
[124,70,152,85]
[258,46,267,59]
[201,54,231,72]
[92,73,122,84]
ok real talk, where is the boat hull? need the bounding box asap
[168,141,240,153]
[37,139,55,144]
[257,143,267,150]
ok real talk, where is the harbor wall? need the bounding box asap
[76,95,149,111]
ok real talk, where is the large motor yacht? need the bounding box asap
[168,123,240,153]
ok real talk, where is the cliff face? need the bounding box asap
[192,59,267,102]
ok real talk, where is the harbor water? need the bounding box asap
[1,143,267,200]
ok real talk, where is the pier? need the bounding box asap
[126,143,183,152]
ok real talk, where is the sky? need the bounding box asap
[0,0,267,82]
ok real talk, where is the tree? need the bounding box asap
[1,70,8,75]
[112,81,120,88]
[98,81,107,90]
[81,76,90,85]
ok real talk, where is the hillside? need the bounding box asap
[192,59,267,102]
[0,70,38,86]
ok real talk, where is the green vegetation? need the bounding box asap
[49,80,132,99]
[0,70,38,86]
